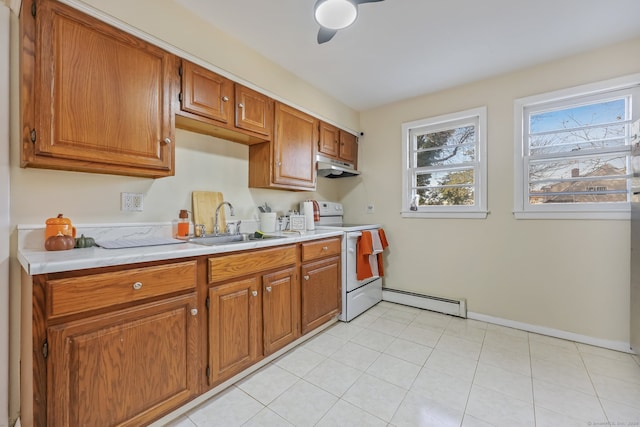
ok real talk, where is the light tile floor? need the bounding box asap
[165,301,640,427]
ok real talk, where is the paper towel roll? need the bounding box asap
[302,201,315,230]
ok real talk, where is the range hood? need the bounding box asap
[316,154,360,178]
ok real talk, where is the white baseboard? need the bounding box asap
[382,288,466,318]
[468,311,632,354]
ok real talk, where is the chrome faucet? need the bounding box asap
[213,202,235,235]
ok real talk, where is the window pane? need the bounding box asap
[529,178,627,204]
[417,145,475,167]
[529,127,626,155]
[417,125,475,150]
[416,169,474,187]
[417,186,475,206]
[530,99,625,134]
[529,154,626,182]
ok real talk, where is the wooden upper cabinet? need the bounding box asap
[249,102,318,190]
[339,130,358,166]
[180,60,233,125]
[318,121,358,167]
[177,61,273,144]
[21,0,176,178]
[318,121,340,158]
[235,84,274,139]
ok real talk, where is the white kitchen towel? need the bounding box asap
[368,254,379,277]
[371,230,383,254]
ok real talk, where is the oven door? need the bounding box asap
[345,230,381,292]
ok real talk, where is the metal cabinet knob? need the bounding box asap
[163,137,172,144]
[238,103,244,108]
[222,96,229,102]
[322,246,328,251]
[252,290,258,297]
[132,281,143,290]
[266,286,272,292]
[190,308,198,316]
[303,275,310,281]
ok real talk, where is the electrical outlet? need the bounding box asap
[121,192,144,212]
[366,204,375,214]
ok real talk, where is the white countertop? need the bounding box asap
[18,223,343,275]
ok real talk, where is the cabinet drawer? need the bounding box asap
[301,238,341,262]
[47,261,197,319]
[208,245,296,284]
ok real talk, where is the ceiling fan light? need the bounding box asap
[315,0,357,30]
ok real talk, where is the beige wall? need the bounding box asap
[7,0,358,421]
[340,37,640,347]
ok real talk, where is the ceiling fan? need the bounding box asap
[314,0,385,44]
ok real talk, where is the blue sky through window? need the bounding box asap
[530,99,625,134]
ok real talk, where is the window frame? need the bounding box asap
[514,74,640,220]
[401,106,488,219]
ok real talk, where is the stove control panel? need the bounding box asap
[318,201,343,217]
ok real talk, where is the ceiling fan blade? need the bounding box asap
[353,0,384,4]
[317,27,338,44]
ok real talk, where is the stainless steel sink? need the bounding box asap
[188,233,286,246]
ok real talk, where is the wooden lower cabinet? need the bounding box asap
[46,293,199,427]
[24,239,341,426]
[301,256,341,334]
[263,267,300,355]
[208,277,262,384]
[207,246,299,385]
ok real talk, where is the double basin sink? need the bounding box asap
[188,233,286,246]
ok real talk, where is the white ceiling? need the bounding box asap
[174,0,640,112]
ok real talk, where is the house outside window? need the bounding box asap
[514,75,640,219]
[402,106,488,219]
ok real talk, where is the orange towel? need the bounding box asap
[357,229,389,280]
[378,229,389,248]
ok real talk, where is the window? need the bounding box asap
[402,107,487,219]
[514,75,640,219]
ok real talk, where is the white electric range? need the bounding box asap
[314,201,383,321]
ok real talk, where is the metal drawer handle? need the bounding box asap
[322,246,328,251]
[190,308,198,316]
[132,281,143,290]
[222,96,229,102]
[252,290,258,297]
[266,286,272,292]
[303,275,309,281]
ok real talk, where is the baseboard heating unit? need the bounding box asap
[382,288,467,318]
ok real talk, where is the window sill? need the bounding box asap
[401,210,489,219]
[513,210,630,220]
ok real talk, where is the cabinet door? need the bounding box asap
[301,256,341,334]
[235,84,274,138]
[263,267,299,355]
[318,122,339,158]
[47,294,199,427]
[26,0,175,177]
[208,277,262,384]
[339,131,358,166]
[272,102,318,189]
[181,60,233,124]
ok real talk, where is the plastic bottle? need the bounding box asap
[176,209,190,238]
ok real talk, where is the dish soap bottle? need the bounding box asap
[175,209,191,238]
